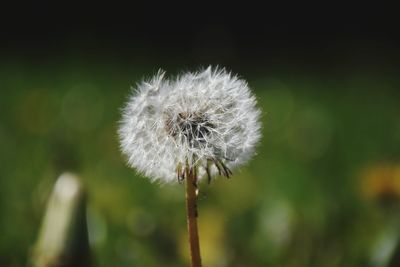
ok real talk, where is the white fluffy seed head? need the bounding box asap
[118,67,262,184]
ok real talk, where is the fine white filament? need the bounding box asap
[118,67,261,183]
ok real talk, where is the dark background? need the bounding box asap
[1,4,399,71]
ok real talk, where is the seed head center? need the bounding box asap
[165,112,213,147]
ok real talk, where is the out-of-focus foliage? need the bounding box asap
[1,62,400,267]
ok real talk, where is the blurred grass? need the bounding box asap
[1,61,400,267]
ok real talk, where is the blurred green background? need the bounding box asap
[1,6,400,267]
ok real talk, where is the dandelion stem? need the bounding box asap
[185,166,202,267]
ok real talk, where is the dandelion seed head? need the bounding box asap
[118,67,261,183]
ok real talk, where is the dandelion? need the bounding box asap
[118,67,261,267]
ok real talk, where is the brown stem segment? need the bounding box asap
[185,167,202,267]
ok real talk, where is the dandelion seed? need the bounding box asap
[118,66,262,267]
[118,67,262,184]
